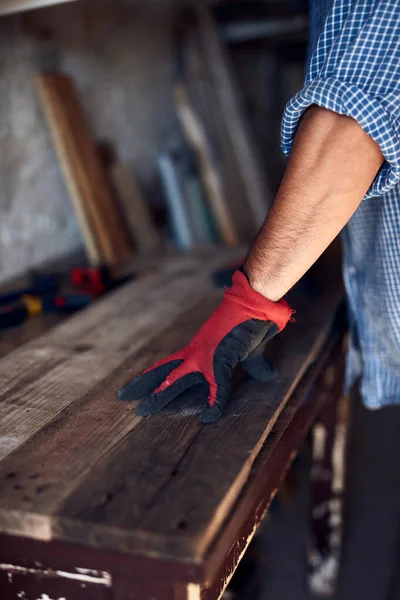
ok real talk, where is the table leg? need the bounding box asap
[308,354,349,597]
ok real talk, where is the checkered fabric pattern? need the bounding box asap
[282,0,400,408]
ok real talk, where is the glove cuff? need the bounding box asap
[227,270,294,332]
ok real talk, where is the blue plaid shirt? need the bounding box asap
[282,0,400,408]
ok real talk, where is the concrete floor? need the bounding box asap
[258,392,400,600]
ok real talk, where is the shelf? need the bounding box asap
[0,0,78,16]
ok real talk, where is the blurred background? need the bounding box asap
[0,1,399,599]
[0,0,307,283]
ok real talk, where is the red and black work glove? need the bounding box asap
[117,270,294,423]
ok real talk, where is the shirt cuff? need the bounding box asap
[281,78,400,199]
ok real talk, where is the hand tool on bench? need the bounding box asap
[0,266,132,329]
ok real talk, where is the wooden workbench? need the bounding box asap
[0,247,347,599]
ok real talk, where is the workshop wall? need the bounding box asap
[0,0,176,284]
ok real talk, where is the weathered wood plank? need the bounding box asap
[134,293,338,559]
[37,73,132,266]
[0,312,344,599]
[51,290,340,560]
[197,7,272,230]
[0,295,221,542]
[0,245,342,569]
[173,82,238,247]
[0,249,236,465]
[0,314,63,361]
[182,12,254,243]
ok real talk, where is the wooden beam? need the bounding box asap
[0,0,78,16]
[197,7,272,230]
[37,73,132,267]
[174,82,238,247]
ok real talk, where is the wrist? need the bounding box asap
[243,264,287,303]
[230,270,293,331]
[248,277,282,302]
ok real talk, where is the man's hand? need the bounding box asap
[117,270,293,423]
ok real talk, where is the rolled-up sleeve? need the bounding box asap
[281,0,400,199]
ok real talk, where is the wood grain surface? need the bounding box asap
[0,248,341,565]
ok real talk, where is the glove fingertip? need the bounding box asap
[136,394,162,416]
[117,377,144,401]
[117,359,184,403]
[198,403,223,424]
[117,386,133,401]
[136,402,153,417]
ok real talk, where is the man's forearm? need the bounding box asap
[244,106,384,301]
